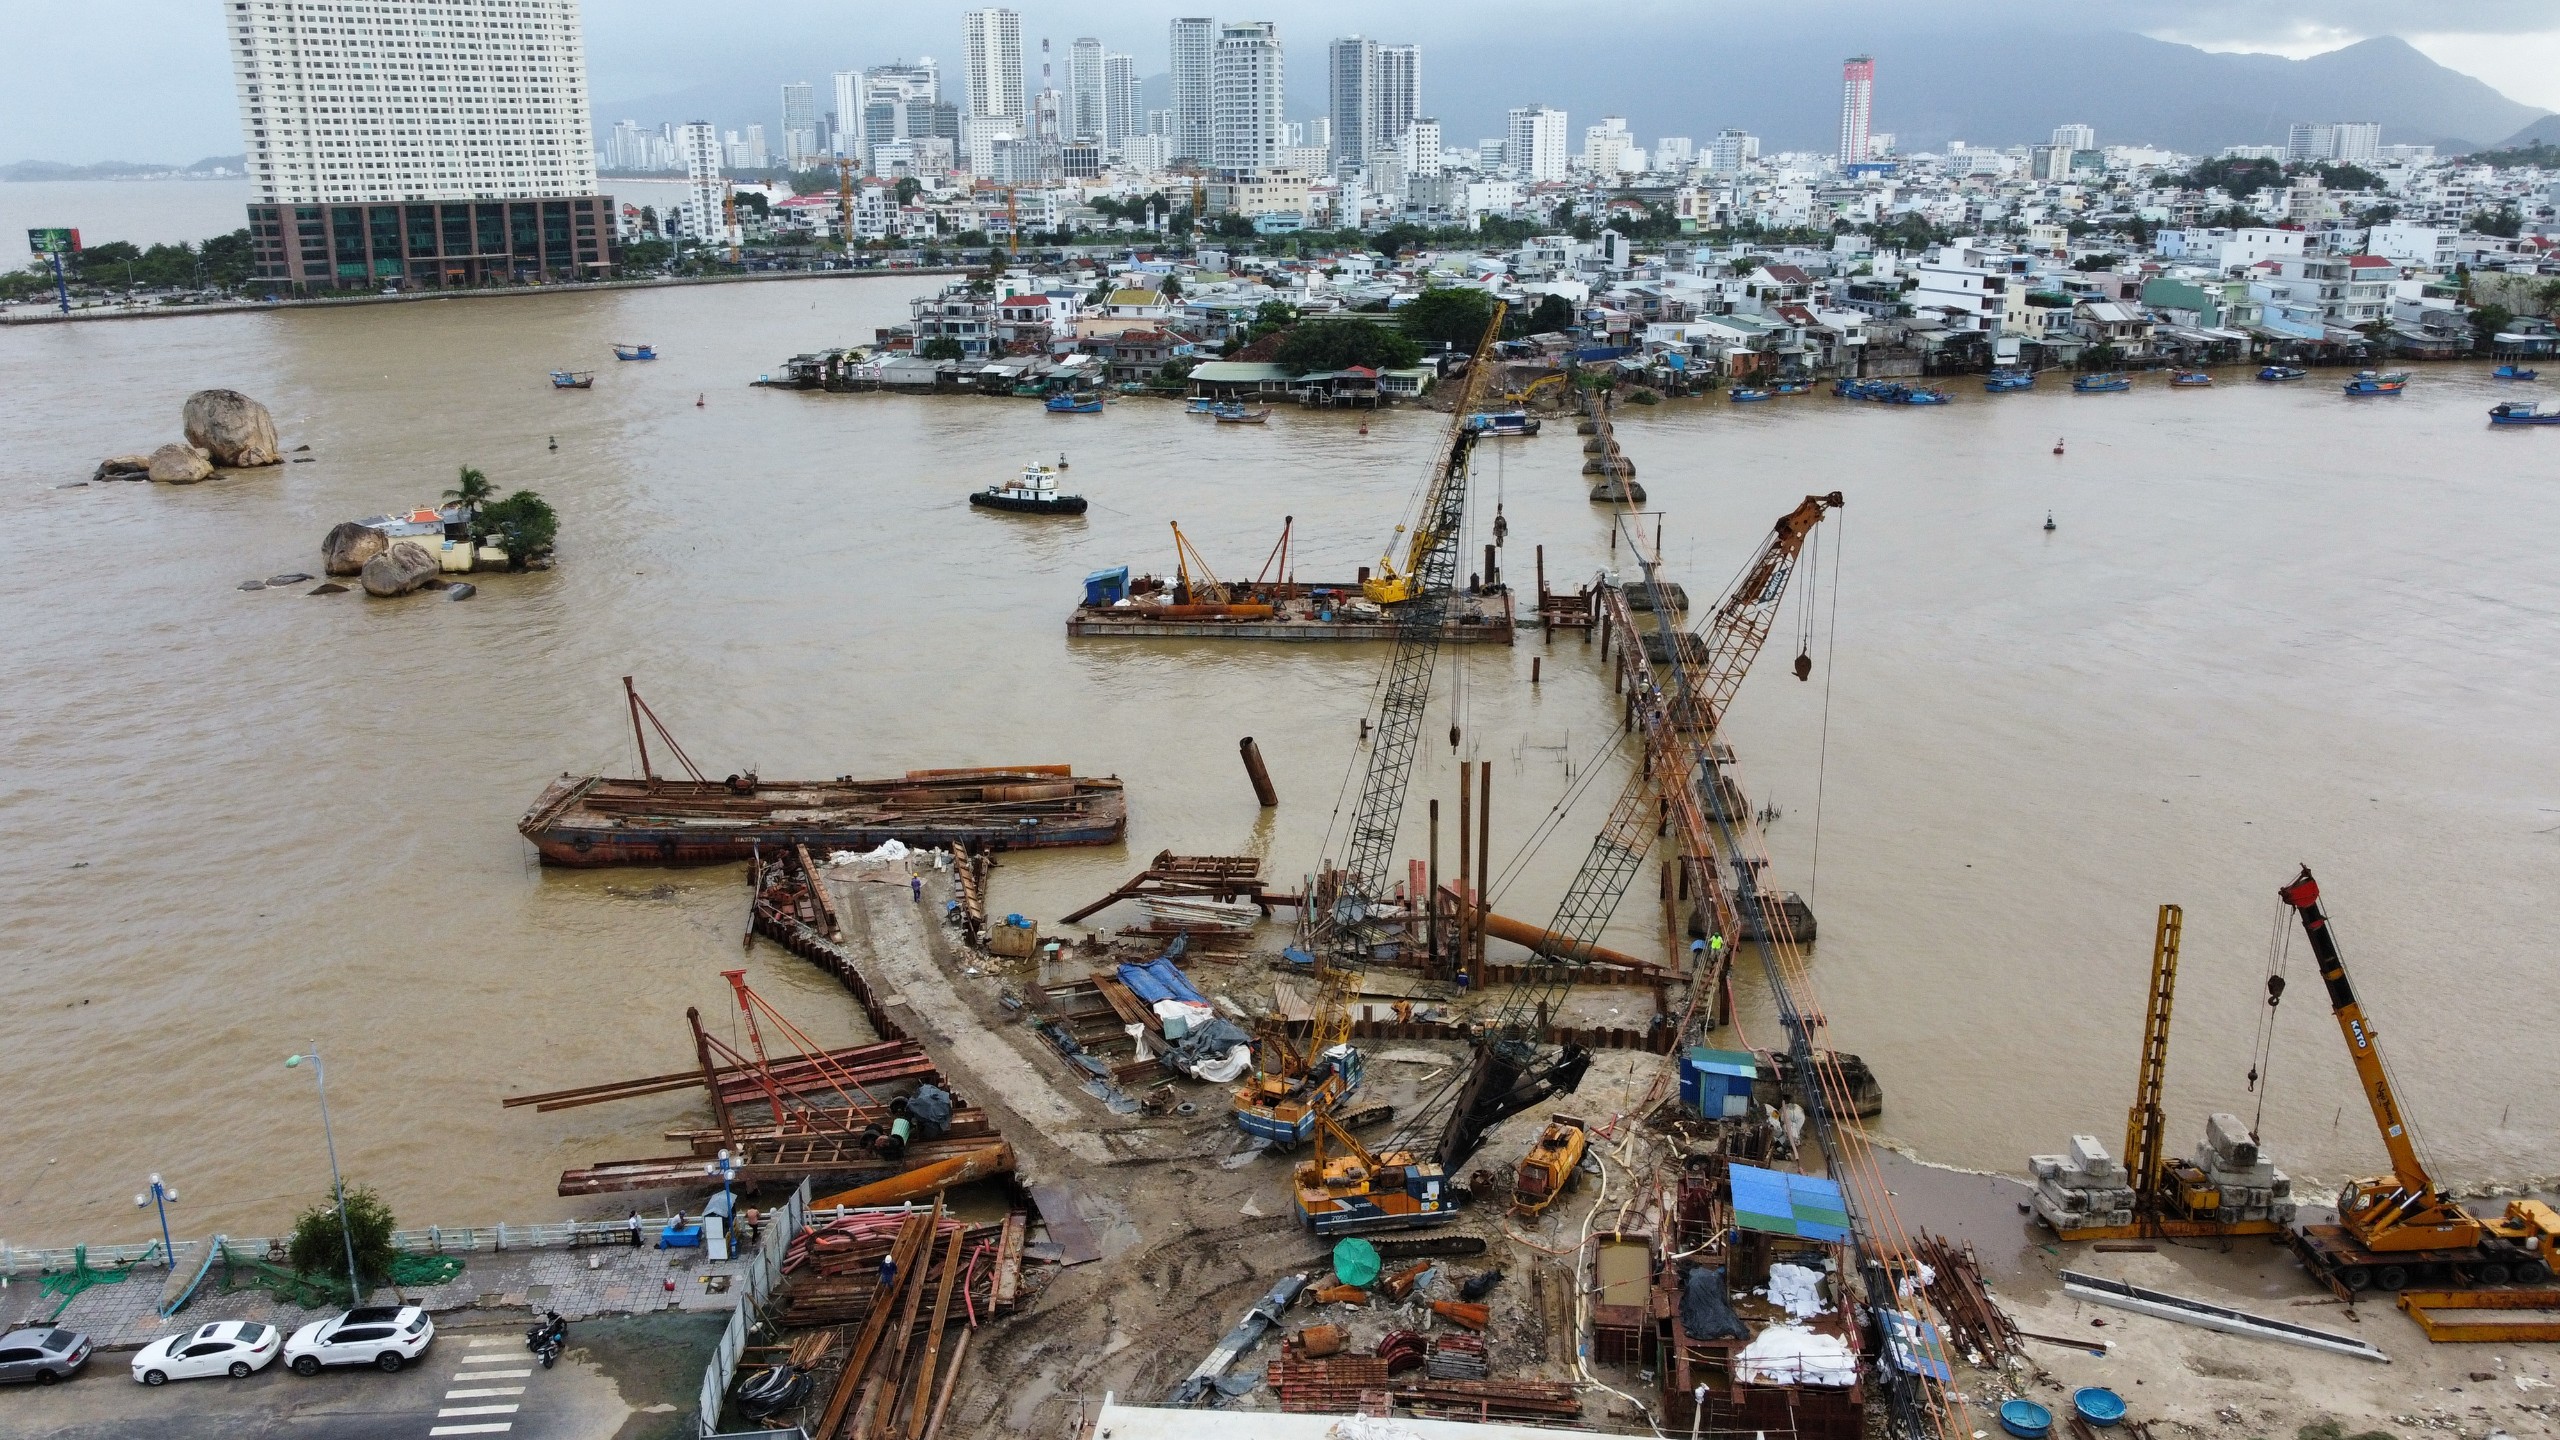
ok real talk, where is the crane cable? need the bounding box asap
[1805,509,1844,904]
[2247,900,2292,1138]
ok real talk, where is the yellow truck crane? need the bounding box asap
[2278,866,2560,1299]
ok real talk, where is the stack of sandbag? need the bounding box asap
[2029,1134,2137,1230]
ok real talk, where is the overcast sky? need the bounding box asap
[8,0,2558,164]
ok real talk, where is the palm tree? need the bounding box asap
[444,465,495,512]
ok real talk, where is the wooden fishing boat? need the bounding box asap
[2341,369,2408,396]
[550,370,595,389]
[2257,365,2307,381]
[2489,401,2560,426]
[2073,373,2131,393]
[2493,364,2538,380]
[1728,387,1772,403]
[1213,405,1271,424]
[2170,370,2212,386]
[612,343,657,361]
[1045,393,1103,414]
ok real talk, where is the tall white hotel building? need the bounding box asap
[226,0,612,289]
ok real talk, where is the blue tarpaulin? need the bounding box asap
[1573,345,1633,363]
[1879,1310,1953,1380]
[1729,1164,1852,1242]
[1117,957,1205,1006]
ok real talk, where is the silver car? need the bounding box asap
[0,1328,92,1385]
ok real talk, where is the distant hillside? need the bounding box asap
[2493,113,2560,150]
[593,29,2546,162]
[3,155,244,181]
[1416,30,2547,156]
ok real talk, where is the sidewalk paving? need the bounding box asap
[0,1238,747,1349]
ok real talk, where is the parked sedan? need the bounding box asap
[283,1305,434,1374]
[0,1327,92,1385]
[130,1321,279,1385]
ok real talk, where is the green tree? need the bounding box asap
[2468,205,2523,238]
[1524,293,1578,335]
[2470,301,2514,353]
[1399,286,1500,349]
[894,177,922,205]
[918,336,965,361]
[476,490,558,568]
[1159,273,1182,300]
[443,465,496,523]
[2173,155,2284,196]
[288,1183,398,1292]
[1273,317,1423,371]
[2072,252,2124,272]
[2312,162,2385,192]
[2466,141,2560,169]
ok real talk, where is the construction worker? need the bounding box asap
[910,873,924,903]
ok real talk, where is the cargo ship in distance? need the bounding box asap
[517,680,1127,865]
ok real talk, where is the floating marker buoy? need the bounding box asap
[696,393,706,407]
[2045,510,2056,532]
[2053,437,2065,455]
[548,435,558,450]
[1058,452,1069,469]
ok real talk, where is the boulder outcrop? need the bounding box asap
[147,444,214,484]
[360,540,439,597]
[94,454,153,481]
[322,521,388,576]
[182,390,283,467]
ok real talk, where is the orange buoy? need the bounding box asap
[696,393,706,407]
[2052,437,2064,455]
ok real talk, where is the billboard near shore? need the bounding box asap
[27,227,81,255]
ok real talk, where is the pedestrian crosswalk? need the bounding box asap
[426,1334,533,1436]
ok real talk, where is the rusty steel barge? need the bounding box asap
[517,679,1127,866]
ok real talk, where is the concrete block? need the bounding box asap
[2038,1180,2090,1213]
[2206,1112,2258,1168]
[2028,1155,2069,1181]
[2274,1200,2299,1225]
[2069,1135,2114,1172]
[2270,1170,2291,1199]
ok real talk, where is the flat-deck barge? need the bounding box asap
[518,765,1126,866]
[1068,584,1514,643]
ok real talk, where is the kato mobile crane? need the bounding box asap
[2278,866,2560,1295]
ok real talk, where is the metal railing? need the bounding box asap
[698,1180,811,1438]
[1,1213,688,1279]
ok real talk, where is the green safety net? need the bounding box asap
[37,1245,144,1319]
[211,1247,465,1309]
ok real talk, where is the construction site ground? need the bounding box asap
[758,866,2558,1440]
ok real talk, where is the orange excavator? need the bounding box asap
[2278,866,2560,1296]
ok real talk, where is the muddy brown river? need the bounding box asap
[3,274,2554,1248]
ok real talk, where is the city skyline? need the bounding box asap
[19,3,2560,166]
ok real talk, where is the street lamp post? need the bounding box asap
[285,1046,364,1304]
[135,1175,181,1271]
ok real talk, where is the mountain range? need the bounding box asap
[596,28,2547,163]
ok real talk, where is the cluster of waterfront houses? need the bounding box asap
[777,217,2560,400]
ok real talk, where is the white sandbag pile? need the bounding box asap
[2029,1134,2137,1231]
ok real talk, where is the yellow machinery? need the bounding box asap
[1162,521,1273,619]
[1502,374,1567,407]
[1510,1115,1588,1217]
[2045,904,2285,1241]
[2277,867,2560,1300]
[1362,304,1508,605]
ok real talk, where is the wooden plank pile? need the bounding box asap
[774,1208,1026,1330]
[1061,851,1270,925]
[1269,1344,1582,1422]
[806,1199,996,1440]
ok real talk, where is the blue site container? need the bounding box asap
[1680,1047,1758,1119]
[1083,567,1130,606]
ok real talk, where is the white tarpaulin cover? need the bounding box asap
[1737,1324,1857,1387]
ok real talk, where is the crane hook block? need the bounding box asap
[1793,653,1813,681]
[2266,974,2286,1005]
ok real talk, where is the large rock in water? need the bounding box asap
[94,454,154,481]
[322,521,388,576]
[147,443,214,484]
[181,389,282,468]
[359,540,438,597]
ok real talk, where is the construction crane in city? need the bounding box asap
[2041,904,2287,1242]
[1290,488,1838,1233]
[2277,866,2560,1297]
[1236,305,1503,1164]
[834,158,856,250]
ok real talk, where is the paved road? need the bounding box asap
[2,1320,656,1440]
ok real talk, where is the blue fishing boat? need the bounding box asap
[1186,397,1221,413]
[1886,385,1951,405]
[1771,380,1813,394]
[1984,369,2035,392]
[1728,387,1772,403]
[2256,365,2307,381]
[1463,410,1541,435]
[2341,369,2408,396]
[549,370,594,389]
[1832,377,1880,399]
[2073,373,2131,393]
[611,343,656,361]
[2170,369,2212,386]
[2493,364,2539,380]
[1046,393,1104,413]
[2489,401,2560,425]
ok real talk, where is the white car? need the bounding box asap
[130,1320,280,1385]
[283,1305,434,1375]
